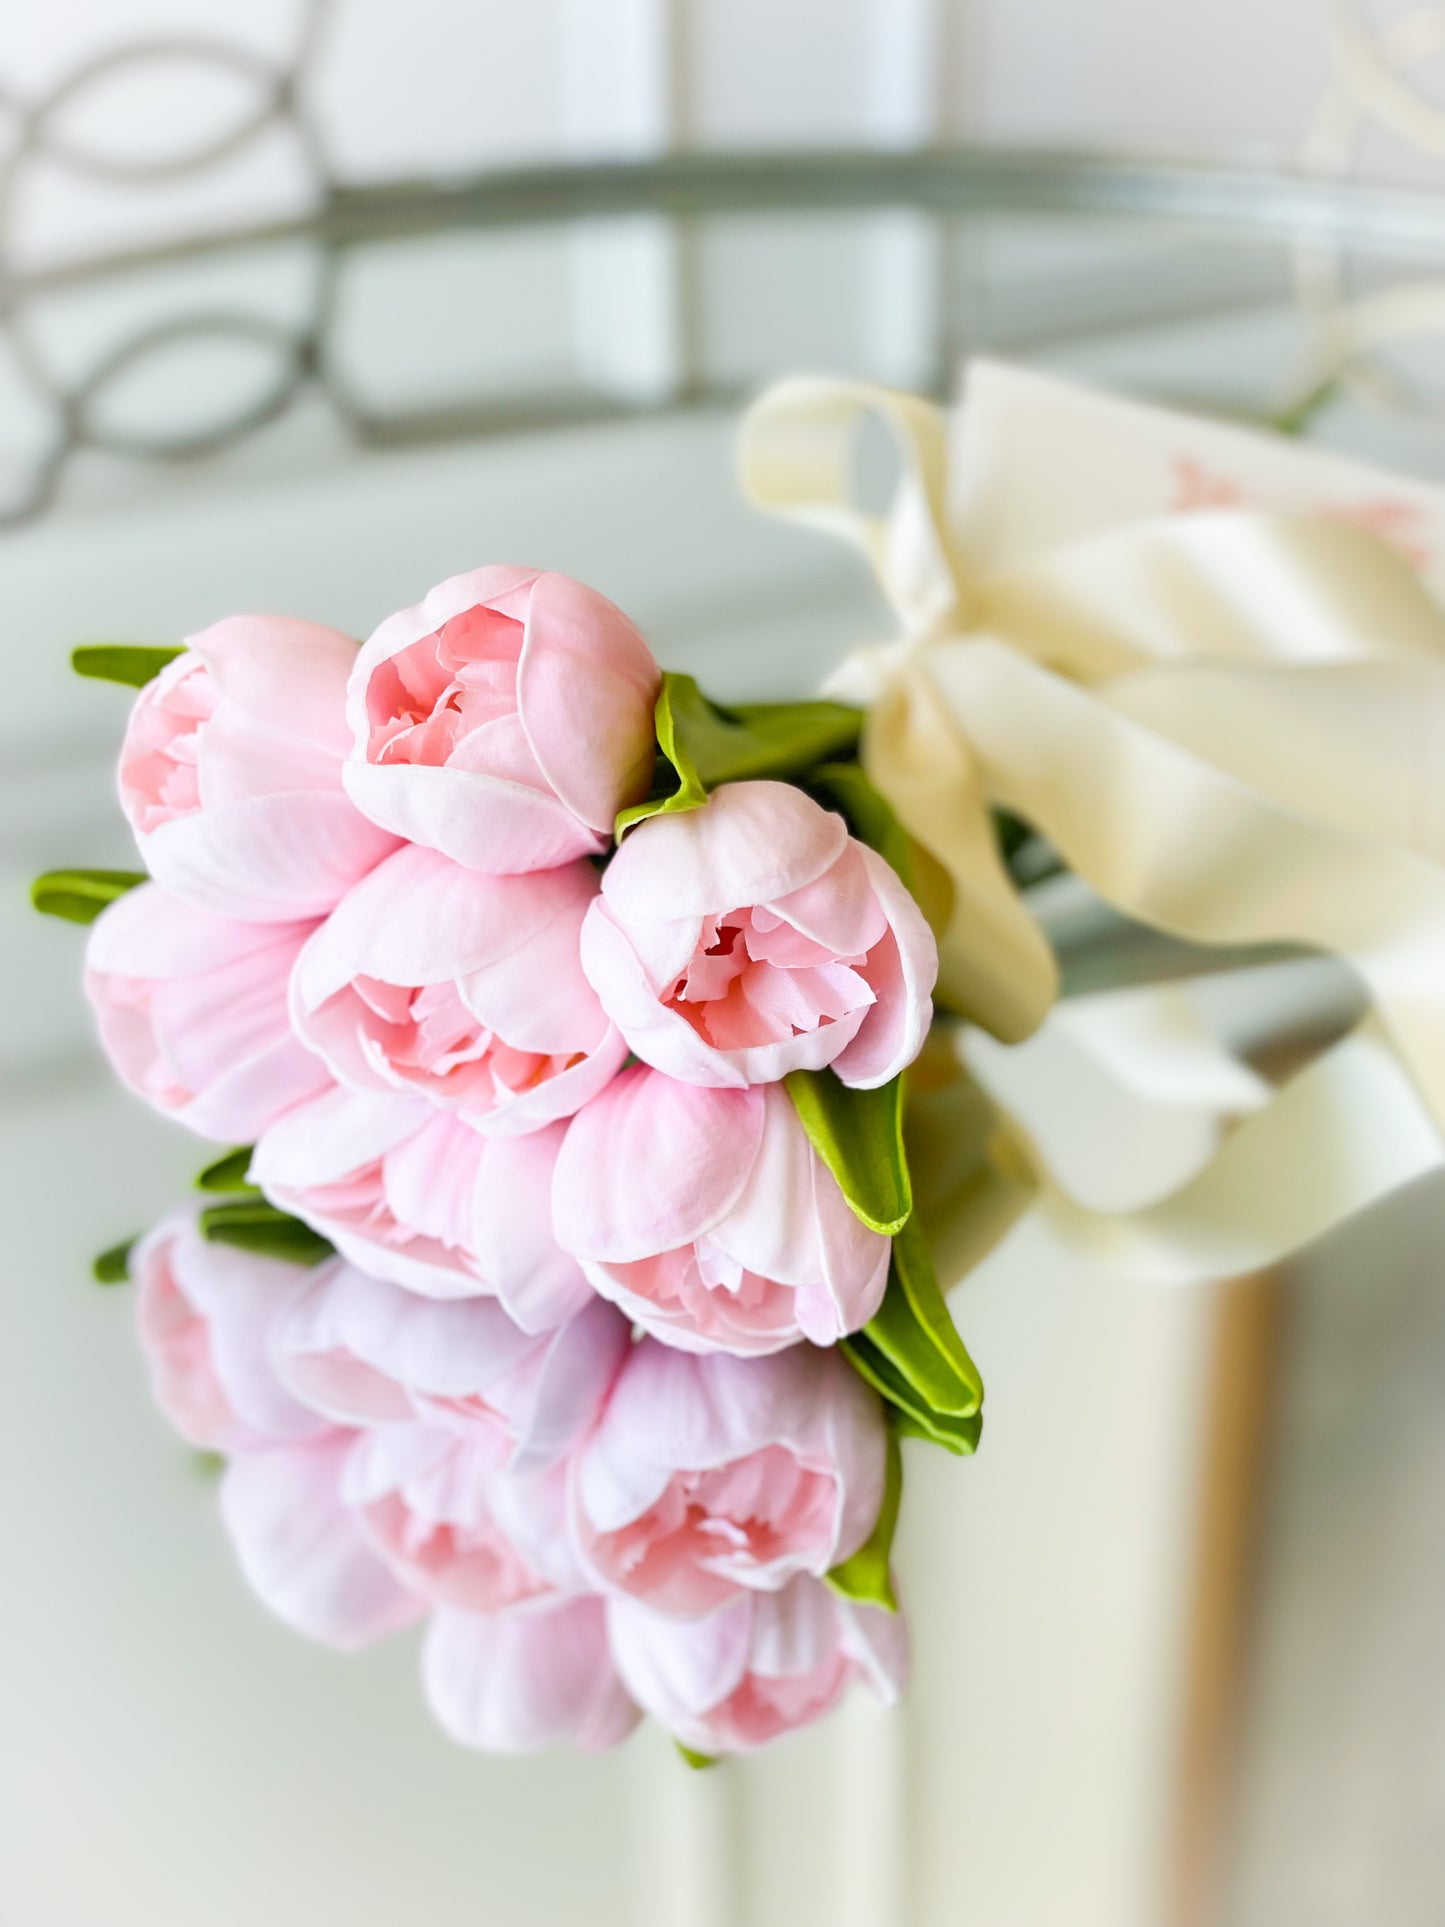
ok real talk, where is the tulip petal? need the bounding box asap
[424,1598,640,1752]
[764,839,888,958]
[515,572,661,833]
[273,1262,539,1424]
[835,1594,911,1703]
[552,1065,764,1263]
[713,1085,889,1340]
[86,882,285,979]
[342,759,603,874]
[166,1228,321,1441]
[299,844,597,999]
[220,1434,423,1650]
[252,1087,430,1189]
[607,1593,753,1723]
[470,1123,595,1332]
[601,781,847,924]
[831,846,937,1088]
[144,792,398,925]
[346,566,541,742]
[195,614,361,757]
[505,1297,631,1476]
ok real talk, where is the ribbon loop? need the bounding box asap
[738,376,962,639]
[742,357,1445,1290]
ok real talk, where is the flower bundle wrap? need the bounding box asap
[43,556,960,1761]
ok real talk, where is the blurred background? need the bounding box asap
[5,3,1445,1924]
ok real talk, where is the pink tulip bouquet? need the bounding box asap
[35,564,985,1762]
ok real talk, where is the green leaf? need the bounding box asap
[805,760,917,892]
[825,1426,902,1611]
[892,1404,983,1454]
[676,1744,719,1771]
[842,1334,982,1456]
[92,1238,135,1285]
[866,1212,983,1417]
[784,1068,910,1236]
[196,1146,259,1195]
[192,1450,226,1480]
[199,1200,334,1267]
[616,672,863,838]
[31,867,147,925]
[71,644,184,688]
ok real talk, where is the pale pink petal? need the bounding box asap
[764,839,889,957]
[503,1297,631,1476]
[252,1087,429,1192]
[471,1123,600,1333]
[194,701,339,806]
[272,1263,536,1425]
[86,890,330,1142]
[194,614,361,757]
[454,882,609,1057]
[342,751,604,873]
[711,1084,889,1342]
[578,1258,804,1358]
[515,572,660,832]
[297,845,596,999]
[552,1065,764,1263]
[345,566,542,746]
[254,1095,494,1301]
[344,1423,550,1613]
[601,781,847,924]
[165,1229,322,1442]
[379,1113,487,1249]
[464,1024,627,1140]
[120,617,400,923]
[830,845,937,1088]
[424,1598,640,1753]
[749,1572,848,1676]
[835,1595,910,1704]
[291,848,616,1126]
[220,1433,423,1649]
[577,1343,818,1527]
[607,1593,753,1724]
[575,1343,888,1609]
[579,903,749,1087]
[134,1214,251,1451]
[85,882,283,979]
[612,1581,886,1753]
[143,792,398,925]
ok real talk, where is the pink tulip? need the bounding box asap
[220,1431,424,1650]
[608,1576,907,1755]
[572,1340,888,1617]
[423,1596,640,1753]
[274,1264,628,1472]
[85,883,331,1141]
[344,567,660,874]
[289,843,625,1137]
[341,1417,575,1613]
[119,616,398,922]
[252,1089,592,1330]
[579,780,936,1088]
[553,1065,889,1353]
[132,1210,323,1452]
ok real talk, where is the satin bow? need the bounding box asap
[739,362,1445,1290]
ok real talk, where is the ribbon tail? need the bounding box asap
[923,635,1445,1133]
[1027,1021,1444,1286]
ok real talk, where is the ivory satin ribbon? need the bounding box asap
[738,362,1445,1289]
